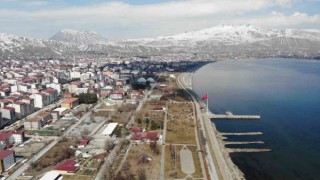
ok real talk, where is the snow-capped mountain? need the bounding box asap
[50,29,106,44]
[156,24,320,45]
[1,25,320,60]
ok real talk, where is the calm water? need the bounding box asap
[192,58,320,180]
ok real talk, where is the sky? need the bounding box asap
[0,0,319,39]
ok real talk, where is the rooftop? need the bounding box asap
[0,150,14,160]
[54,159,79,173]
[62,98,79,104]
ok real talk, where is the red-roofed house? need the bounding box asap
[43,88,58,103]
[54,159,79,174]
[0,150,15,174]
[130,127,142,134]
[61,98,79,110]
[141,132,160,140]
[131,134,142,140]
[131,131,160,141]
[78,138,90,149]
[150,105,166,111]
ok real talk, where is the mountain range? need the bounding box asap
[1,24,320,60]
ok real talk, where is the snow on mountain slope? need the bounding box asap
[157,24,320,45]
[50,29,106,44]
[1,25,320,59]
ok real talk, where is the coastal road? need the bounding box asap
[178,72,241,180]
[177,73,220,180]
[7,102,101,180]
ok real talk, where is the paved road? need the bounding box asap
[7,102,101,180]
[126,73,162,129]
[6,99,65,131]
[159,102,168,180]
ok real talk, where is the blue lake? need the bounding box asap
[192,58,320,180]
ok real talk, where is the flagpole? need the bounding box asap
[206,92,209,115]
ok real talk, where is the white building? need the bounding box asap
[70,71,81,79]
[102,123,118,136]
[32,93,49,109]
[75,88,89,95]
[46,83,62,94]
[80,73,91,82]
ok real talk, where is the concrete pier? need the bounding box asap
[220,132,263,136]
[209,112,261,120]
[227,148,272,153]
[224,141,264,145]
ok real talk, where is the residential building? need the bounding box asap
[101,123,118,136]
[109,92,123,100]
[24,112,52,130]
[11,101,27,119]
[46,83,62,94]
[32,93,49,109]
[61,98,79,110]
[1,107,16,123]
[0,150,15,174]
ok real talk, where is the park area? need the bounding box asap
[25,138,78,177]
[115,143,161,180]
[166,103,196,144]
[165,145,203,179]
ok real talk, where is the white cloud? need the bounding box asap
[0,0,48,6]
[223,12,320,28]
[0,0,293,19]
[0,0,319,38]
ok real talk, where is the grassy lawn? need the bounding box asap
[26,138,78,176]
[63,174,95,180]
[117,144,161,179]
[164,145,186,179]
[166,103,196,144]
[188,146,204,178]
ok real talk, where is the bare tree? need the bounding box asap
[122,161,131,172]
[105,139,114,152]
[137,167,147,180]
[81,127,89,138]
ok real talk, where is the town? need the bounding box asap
[0,58,215,180]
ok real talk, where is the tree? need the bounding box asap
[145,118,150,124]
[105,139,114,152]
[122,161,131,172]
[150,120,158,130]
[81,127,89,138]
[137,167,147,180]
[75,93,98,104]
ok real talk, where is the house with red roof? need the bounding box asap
[0,150,15,174]
[54,159,79,174]
[131,131,161,142]
[130,127,142,134]
[78,138,90,149]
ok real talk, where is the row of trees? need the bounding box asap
[75,93,98,104]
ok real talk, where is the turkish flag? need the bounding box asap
[201,93,208,101]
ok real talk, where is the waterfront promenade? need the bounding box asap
[177,72,244,180]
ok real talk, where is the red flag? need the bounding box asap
[201,93,208,101]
